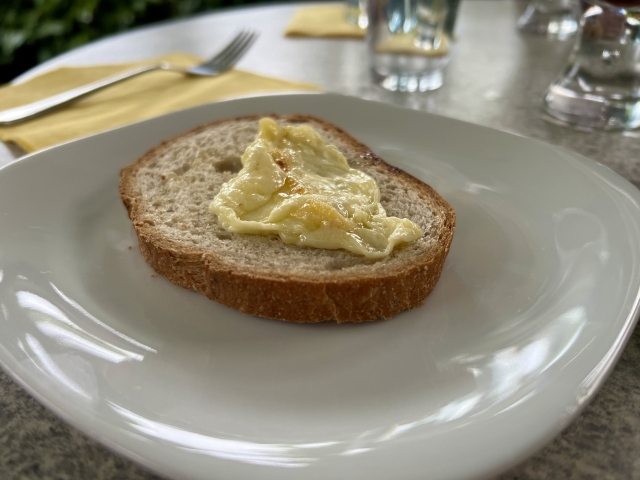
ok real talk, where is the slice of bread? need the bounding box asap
[119,114,455,323]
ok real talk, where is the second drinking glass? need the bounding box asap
[367,0,459,92]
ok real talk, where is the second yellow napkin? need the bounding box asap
[0,53,320,152]
[285,5,365,38]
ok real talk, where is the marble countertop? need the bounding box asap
[1,1,639,479]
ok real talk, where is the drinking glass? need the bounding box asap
[543,1,640,129]
[346,0,369,28]
[367,0,459,92]
[518,0,580,39]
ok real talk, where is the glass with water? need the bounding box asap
[517,0,579,39]
[543,0,640,129]
[367,0,459,92]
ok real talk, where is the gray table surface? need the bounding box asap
[1,1,639,479]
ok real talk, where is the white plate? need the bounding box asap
[0,94,639,480]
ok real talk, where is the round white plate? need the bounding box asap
[0,94,639,480]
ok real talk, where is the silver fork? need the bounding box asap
[0,30,258,126]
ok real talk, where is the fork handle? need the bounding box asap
[0,64,163,126]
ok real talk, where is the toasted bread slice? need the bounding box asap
[119,114,455,323]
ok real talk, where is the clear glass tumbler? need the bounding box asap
[517,0,580,39]
[543,1,640,129]
[367,0,458,92]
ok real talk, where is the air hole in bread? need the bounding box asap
[324,260,346,271]
[216,234,231,240]
[174,163,191,175]
[214,155,242,173]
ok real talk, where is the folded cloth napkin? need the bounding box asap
[0,53,319,152]
[285,5,365,38]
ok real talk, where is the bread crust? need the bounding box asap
[120,114,455,323]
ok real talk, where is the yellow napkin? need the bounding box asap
[0,53,320,152]
[285,5,365,39]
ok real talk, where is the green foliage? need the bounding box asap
[0,0,262,83]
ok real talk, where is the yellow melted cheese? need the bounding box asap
[209,118,422,258]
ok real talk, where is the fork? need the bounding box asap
[0,30,258,126]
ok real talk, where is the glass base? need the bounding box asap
[373,70,444,92]
[517,4,578,39]
[371,51,449,92]
[543,84,640,130]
